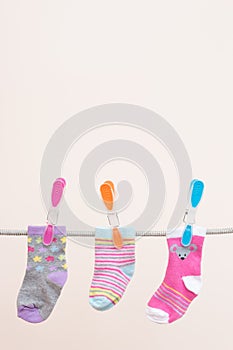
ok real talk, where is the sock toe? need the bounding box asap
[89,296,114,311]
[146,306,169,324]
[17,304,43,323]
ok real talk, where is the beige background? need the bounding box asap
[1,1,233,349]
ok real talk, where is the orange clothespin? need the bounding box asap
[100,181,123,249]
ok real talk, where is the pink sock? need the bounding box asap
[146,225,206,324]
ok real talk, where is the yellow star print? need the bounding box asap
[62,263,67,270]
[27,237,32,243]
[58,254,66,261]
[60,237,66,244]
[33,256,42,263]
[36,237,42,244]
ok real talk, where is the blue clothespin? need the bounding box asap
[181,179,204,247]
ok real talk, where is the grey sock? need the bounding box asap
[17,226,68,323]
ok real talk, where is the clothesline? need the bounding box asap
[0,227,232,237]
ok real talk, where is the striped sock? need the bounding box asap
[89,226,135,311]
[146,225,206,324]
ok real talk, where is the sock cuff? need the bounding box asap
[167,225,206,239]
[28,226,66,236]
[95,226,135,240]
